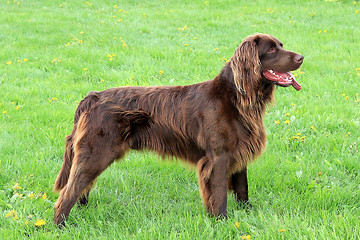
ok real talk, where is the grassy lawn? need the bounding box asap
[1,0,359,239]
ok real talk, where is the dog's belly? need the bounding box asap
[128,124,206,164]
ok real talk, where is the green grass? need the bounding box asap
[1,0,359,239]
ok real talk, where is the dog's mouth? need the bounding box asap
[262,70,302,91]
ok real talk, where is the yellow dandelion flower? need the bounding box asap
[118,19,122,22]
[118,9,122,12]
[106,54,112,58]
[279,229,286,232]
[284,120,290,124]
[29,193,35,199]
[122,42,127,47]
[83,68,88,71]
[5,210,19,220]
[356,10,359,14]
[13,183,21,190]
[42,193,47,199]
[345,96,349,101]
[214,48,218,51]
[311,126,314,129]
[101,79,104,82]
[114,5,117,8]
[16,106,20,110]
[241,235,251,240]
[6,61,12,65]
[159,71,164,74]
[235,222,240,228]
[184,44,189,47]
[24,58,28,62]
[35,219,45,227]
[286,113,290,116]
[5,210,14,217]
[52,97,58,101]
[275,120,279,125]
[3,110,7,114]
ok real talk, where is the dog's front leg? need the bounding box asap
[197,154,228,219]
[228,167,252,208]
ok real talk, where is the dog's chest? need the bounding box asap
[228,117,267,172]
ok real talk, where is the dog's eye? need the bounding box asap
[267,47,276,53]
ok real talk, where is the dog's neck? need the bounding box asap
[218,64,275,114]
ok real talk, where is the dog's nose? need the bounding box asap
[294,54,304,64]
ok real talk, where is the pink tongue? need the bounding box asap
[292,78,302,91]
[263,70,302,91]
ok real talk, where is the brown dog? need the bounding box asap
[53,34,303,227]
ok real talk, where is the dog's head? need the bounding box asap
[230,34,304,98]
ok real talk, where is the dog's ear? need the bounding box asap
[230,37,261,106]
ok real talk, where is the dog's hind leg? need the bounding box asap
[77,180,95,207]
[54,141,128,227]
[54,114,129,227]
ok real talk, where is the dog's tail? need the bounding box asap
[53,92,100,192]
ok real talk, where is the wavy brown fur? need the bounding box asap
[53,34,303,227]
